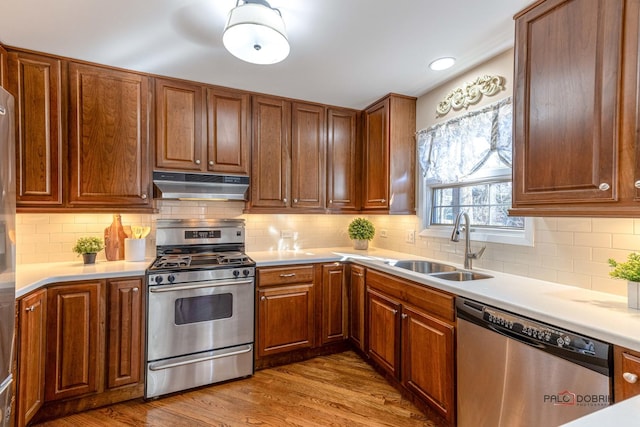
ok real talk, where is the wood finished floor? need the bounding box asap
[34,351,437,427]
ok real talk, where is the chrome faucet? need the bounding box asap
[450,212,486,269]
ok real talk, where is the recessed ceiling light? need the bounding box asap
[429,57,456,71]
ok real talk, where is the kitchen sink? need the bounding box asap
[391,260,457,274]
[430,271,493,281]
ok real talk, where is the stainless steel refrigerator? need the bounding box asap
[0,86,16,427]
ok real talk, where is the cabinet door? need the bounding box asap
[321,263,346,344]
[402,305,455,424]
[257,284,314,357]
[8,52,64,206]
[614,346,640,401]
[107,277,143,389]
[155,78,205,171]
[206,87,249,174]
[327,108,358,211]
[363,98,390,210]
[512,0,623,206]
[16,289,46,427]
[68,63,151,207]
[348,265,365,350]
[291,102,325,210]
[251,96,290,208]
[45,281,103,401]
[366,287,401,379]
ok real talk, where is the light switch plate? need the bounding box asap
[380,229,388,238]
[406,229,415,244]
[281,229,294,239]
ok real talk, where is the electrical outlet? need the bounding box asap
[380,229,388,238]
[281,229,294,239]
[406,229,415,244]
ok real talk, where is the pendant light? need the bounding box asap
[223,0,290,65]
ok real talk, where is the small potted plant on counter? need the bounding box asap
[73,236,105,265]
[348,217,375,250]
[608,253,640,309]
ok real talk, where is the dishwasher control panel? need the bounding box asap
[483,307,597,354]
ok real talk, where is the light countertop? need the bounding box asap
[561,395,640,426]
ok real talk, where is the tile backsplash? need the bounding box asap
[16,201,636,297]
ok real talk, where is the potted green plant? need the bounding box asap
[73,236,105,264]
[608,253,640,309]
[348,218,375,250]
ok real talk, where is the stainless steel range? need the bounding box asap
[145,219,255,399]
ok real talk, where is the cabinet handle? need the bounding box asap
[623,372,638,383]
[353,273,363,277]
[209,160,214,166]
[392,309,398,315]
[370,198,386,203]
[401,313,408,319]
[25,305,35,312]
[195,159,201,165]
[598,183,610,191]
[279,273,296,278]
[260,296,266,301]
[132,287,139,292]
[141,193,148,200]
[635,181,640,189]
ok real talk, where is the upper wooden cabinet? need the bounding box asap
[68,63,152,208]
[362,94,416,214]
[155,78,205,172]
[327,108,359,211]
[291,102,326,210]
[206,87,250,175]
[250,95,291,208]
[511,0,640,216]
[7,51,64,207]
[154,79,249,175]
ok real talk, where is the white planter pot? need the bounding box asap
[353,239,369,250]
[628,281,640,310]
[125,238,146,262]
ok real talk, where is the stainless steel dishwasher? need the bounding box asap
[456,297,612,427]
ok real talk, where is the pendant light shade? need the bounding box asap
[223,0,290,65]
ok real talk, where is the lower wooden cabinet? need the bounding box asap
[45,281,103,401]
[321,262,347,344]
[15,276,145,424]
[106,277,143,388]
[365,269,456,425]
[614,345,640,401]
[16,289,47,427]
[367,287,401,379]
[348,264,365,350]
[402,305,455,422]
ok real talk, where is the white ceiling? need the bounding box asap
[0,0,534,109]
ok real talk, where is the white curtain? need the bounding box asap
[417,97,512,183]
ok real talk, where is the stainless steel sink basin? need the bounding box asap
[392,260,457,274]
[430,271,493,281]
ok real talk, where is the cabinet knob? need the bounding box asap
[329,200,333,204]
[25,305,35,312]
[260,296,266,301]
[392,309,398,315]
[635,180,640,189]
[401,313,408,319]
[132,287,139,292]
[382,199,386,203]
[195,159,201,165]
[294,198,298,203]
[283,198,287,203]
[623,372,638,383]
[141,193,148,200]
[598,183,610,191]
[209,160,214,166]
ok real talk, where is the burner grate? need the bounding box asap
[154,255,192,269]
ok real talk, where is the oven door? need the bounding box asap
[147,278,254,361]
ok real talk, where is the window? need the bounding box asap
[417,97,533,246]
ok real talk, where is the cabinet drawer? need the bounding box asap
[258,265,314,286]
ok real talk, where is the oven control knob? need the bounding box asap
[155,276,163,284]
[233,270,240,277]
[168,274,176,283]
[243,269,250,276]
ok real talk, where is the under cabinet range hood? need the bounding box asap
[153,171,249,201]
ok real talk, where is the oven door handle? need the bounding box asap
[148,345,253,371]
[149,279,253,293]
